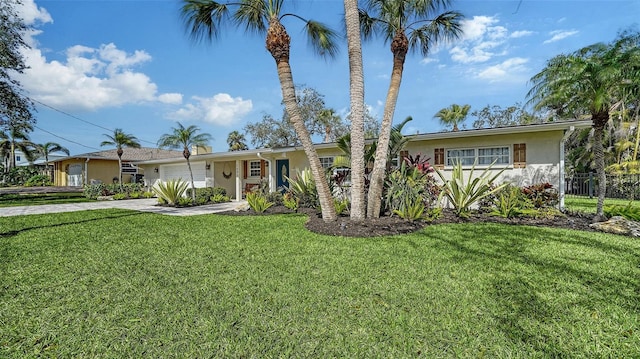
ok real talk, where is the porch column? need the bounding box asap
[235,160,242,202]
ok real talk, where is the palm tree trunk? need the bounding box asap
[367,45,407,218]
[118,157,123,192]
[187,158,196,202]
[593,113,608,221]
[344,0,366,221]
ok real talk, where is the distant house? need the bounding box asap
[51,147,182,187]
[134,120,592,208]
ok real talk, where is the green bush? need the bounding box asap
[436,160,507,218]
[113,193,127,200]
[83,184,108,199]
[285,169,318,208]
[142,191,154,199]
[385,161,438,218]
[334,198,349,216]
[246,192,274,213]
[177,197,193,207]
[24,174,53,187]
[392,195,425,221]
[210,194,230,203]
[129,192,141,199]
[153,179,188,206]
[283,193,299,212]
[605,202,640,221]
[522,182,559,208]
[490,185,532,218]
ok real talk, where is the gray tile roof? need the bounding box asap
[54,147,183,162]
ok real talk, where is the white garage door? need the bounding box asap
[161,162,207,187]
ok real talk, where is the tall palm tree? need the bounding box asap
[434,103,470,131]
[36,142,70,181]
[344,0,366,221]
[157,122,212,202]
[227,130,248,151]
[100,128,141,192]
[1,120,36,170]
[360,0,463,218]
[527,31,640,220]
[181,0,338,222]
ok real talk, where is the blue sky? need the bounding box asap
[14,0,639,155]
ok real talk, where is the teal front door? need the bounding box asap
[276,159,290,191]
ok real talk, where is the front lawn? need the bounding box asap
[1,210,638,357]
[0,192,92,207]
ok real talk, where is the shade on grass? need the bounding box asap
[1,210,639,357]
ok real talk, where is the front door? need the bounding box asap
[275,159,289,191]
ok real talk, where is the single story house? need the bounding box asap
[51,147,182,187]
[134,120,592,208]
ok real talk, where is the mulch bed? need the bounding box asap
[219,205,597,237]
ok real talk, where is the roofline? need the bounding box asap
[135,120,592,165]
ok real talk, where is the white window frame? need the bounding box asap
[446,148,476,166]
[319,156,334,169]
[249,160,261,177]
[446,146,511,166]
[477,146,510,165]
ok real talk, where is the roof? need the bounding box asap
[136,120,593,165]
[53,147,183,162]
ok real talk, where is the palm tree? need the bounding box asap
[360,0,463,218]
[344,0,366,221]
[527,31,640,220]
[227,130,248,151]
[1,120,36,170]
[157,122,212,202]
[36,142,70,181]
[100,128,141,192]
[181,0,339,222]
[434,103,470,131]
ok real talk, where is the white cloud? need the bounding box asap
[15,0,52,26]
[510,30,535,38]
[158,93,183,105]
[543,30,579,44]
[420,58,438,65]
[447,15,533,65]
[477,57,529,83]
[168,94,252,126]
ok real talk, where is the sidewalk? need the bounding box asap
[0,198,247,217]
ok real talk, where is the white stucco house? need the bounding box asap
[134,120,592,208]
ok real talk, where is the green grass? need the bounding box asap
[564,196,639,213]
[1,210,639,357]
[0,192,91,207]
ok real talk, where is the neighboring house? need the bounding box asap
[51,147,183,187]
[135,120,592,208]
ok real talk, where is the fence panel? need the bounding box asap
[565,173,640,200]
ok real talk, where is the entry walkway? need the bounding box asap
[0,198,247,217]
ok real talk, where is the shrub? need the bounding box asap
[283,193,299,212]
[142,191,154,198]
[246,192,274,213]
[83,183,108,199]
[490,184,531,218]
[605,202,640,221]
[129,192,141,199]
[522,182,559,208]
[177,197,193,207]
[334,198,349,216]
[436,160,507,218]
[385,161,439,218]
[212,187,227,197]
[392,195,425,221]
[285,169,318,208]
[210,194,230,203]
[112,193,127,200]
[153,179,188,206]
[24,174,53,187]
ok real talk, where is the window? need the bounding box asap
[319,157,334,169]
[16,155,21,162]
[249,160,261,177]
[446,149,475,166]
[478,147,510,165]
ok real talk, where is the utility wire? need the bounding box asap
[34,125,101,151]
[32,98,158,146]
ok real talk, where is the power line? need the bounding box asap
[34,125,101,151]
[32,98,158,146]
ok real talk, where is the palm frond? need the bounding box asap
[181,0,230,42]
[234,0,267,34]
[303,20,339,59]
